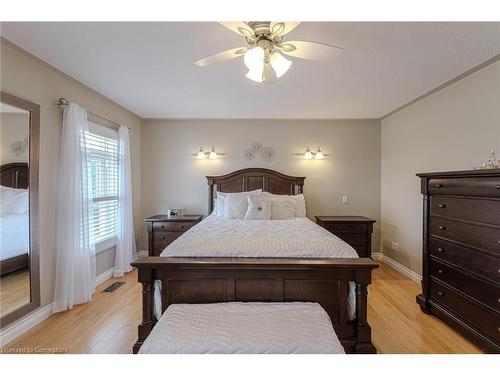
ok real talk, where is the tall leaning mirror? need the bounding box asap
[0,91,40,328]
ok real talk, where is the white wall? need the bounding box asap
[0,41,142,307]
[141,118,381,252]
[380,60,500,275]
[0,113,30,164]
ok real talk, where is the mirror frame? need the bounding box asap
[0,91,40,328]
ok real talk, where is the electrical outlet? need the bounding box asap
[391,241,399,251]
[342,195,349,204]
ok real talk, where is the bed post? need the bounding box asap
[207,178,214,214]
[133,267,154,354]
[354,269,377,354]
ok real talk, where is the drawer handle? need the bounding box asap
[437,247,444,252]
[356,226,361,230]
[180,225,185,228]
[161,225,165,228]
[437,291,444,296]
[439,226,446,230]
[336,226,342,230]
[496,184,500,190]
[437,269,444,275]
[160,235,166,239]
[435,184,442,188]
[438,204,446,208]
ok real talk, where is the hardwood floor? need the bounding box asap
[0,269,30,317]
[1,261,482,354]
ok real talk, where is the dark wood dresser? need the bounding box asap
[145,215,203,256]
[417,169,500,353]
[315,216,376,258]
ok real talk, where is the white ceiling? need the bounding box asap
[1,22,499,119]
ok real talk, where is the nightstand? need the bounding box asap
[145,215,203,256]
[315,216,376,258]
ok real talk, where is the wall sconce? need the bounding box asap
[304,146,327,160]
[194,146,226,160]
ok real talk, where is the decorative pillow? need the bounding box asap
[1,186,28,216]
[244,194,271,220]
[219,189,262,219]
[261,192,306,219]
[270,196,297,219]
[9,191,29,214]
[295,194,307,217]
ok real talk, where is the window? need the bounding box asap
[86,122,119,250]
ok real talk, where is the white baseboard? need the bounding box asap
[0,268,118,347]
[372,252,422,283]
[0,303,54,347]
[96,268,115,286]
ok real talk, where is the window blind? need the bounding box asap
[86,122,119,246]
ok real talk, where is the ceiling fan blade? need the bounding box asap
[269,21,300,37]
[194,47,248,67]
[219,22,255,38]
[280,40,344,61]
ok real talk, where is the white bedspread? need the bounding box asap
[0,214,29,261]
[160,215,358,259]
[139,302,345,354]
[154,216,358,321]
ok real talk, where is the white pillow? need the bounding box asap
[244,194,271,220]
[218,189,262,219]
[295,194,307,217]
[1,186,28,215]
[261,192,306,219]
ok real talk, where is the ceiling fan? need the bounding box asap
[194,21,344,84]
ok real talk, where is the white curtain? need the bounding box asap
[114,126,136,277]
[53,103,96,313]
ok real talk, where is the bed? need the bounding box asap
[132,168,378,354]
[0,163,29,276]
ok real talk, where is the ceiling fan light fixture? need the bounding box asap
[246,66,264,83]
[244,46,265,70]
[270,52,292,78]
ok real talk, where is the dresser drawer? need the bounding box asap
[153,231,183,243]
[324,223,367,233]
[430,259,500,312]
[431,216,500,253]
[431,196,500,226]
[429,238,500,282]
[153,221,195,232]
[430,280,500,342]
[335,233,367,246]
[428,177,500,197]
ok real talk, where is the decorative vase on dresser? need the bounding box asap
[416,169,500,353]
[145,215,203,256]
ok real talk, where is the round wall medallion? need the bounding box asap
[261,146,275,162]
[11,141,27,156]
[251,141,263,153]
[244,149,255,160]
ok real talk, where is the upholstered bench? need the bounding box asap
[139,302,345,354]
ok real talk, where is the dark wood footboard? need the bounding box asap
[131,256,378,354]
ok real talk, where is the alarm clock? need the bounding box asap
[167,208,184,218]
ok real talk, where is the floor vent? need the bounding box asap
[102,282,125,293]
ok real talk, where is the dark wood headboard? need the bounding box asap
[0,162,29,189]
[206,168,305,213]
